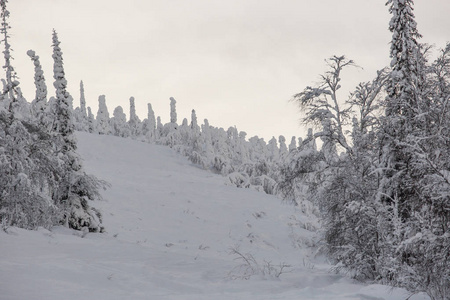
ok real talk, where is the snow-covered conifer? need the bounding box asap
[51,30,103,231]
[51,30,74,138]
[288,136,296,152]
[27,49,48,126]
[128,96,141,137]
[74,80,88,131]
[87,106,96,133]
[110,105,130,137]
[278,135,288,160]
[267,137,279,163]
[146,103,156,141]
[79,81,87,119]
[156,116,163,139]
[96,95,111,135]
[0,0,19,104]
[170,97,177,124]
[191,109,199,130]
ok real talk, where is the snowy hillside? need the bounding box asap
[0,132,429,300]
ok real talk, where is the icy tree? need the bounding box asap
[26,49,48,126]
[146,103,156,141]
[281,55,388,279]
[110,106,130,138]
[170,97,177,124]
[51,30,103,232]
[128,96,141,137]
[156,116,163,139]
[86,106,95,133]
[73,80,88,131]
[372,1,450,296]
[0,0,18,104]
[278,135,288,160]
[267,137,279,163]
[79,81,87,119]
[288,136,296,152]
[96,95,111,135]
[190,109,199,130]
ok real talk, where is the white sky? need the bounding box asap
[7,0,450,141]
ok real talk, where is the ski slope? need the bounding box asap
[0,132,429,300]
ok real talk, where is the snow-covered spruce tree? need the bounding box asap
[51,30,104,232]
[190,109,199,131]
[110,105,130,138]
[128,96,141,137]
[156,116,163,140]
[146,103,156,141]
[376,1,450,296]
[267,137,279,163]
[380,0,424,227]
[73,80,88,131]
[0,0,18,105]
[187,109,201,152]
[288,136,297,152]
[96,95,111,135]
[87,106,96,133]
[26,49,48,128]
[170,96,177,124]
[79,81,87,120]
[278,135,288,161]
[162,97,180,147]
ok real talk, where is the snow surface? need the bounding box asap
[0,132,430,300]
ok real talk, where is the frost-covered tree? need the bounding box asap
[293,56,354,154]
[110,105,130,138]
[288,136,296,152]
[51,30,103,232]
[278,135,288,160]
[0,0,18,104]
[267,137,279,163]
[96,95,111,135]
[170,97,177,124]
[128,96,141,137]
[380,0,424,221]
[87,106,96,133]
[374,1,450,296]
[156,116,163,139]
[79,81,87,120]
[74,80,88,131]
[190,109,199,130]
[27,49,48,127]
[146,103,156,141]
[282,55,388,279]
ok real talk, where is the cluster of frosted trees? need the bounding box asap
[278,1,450,298]
[72,90,312,196]
[0,0,104,232]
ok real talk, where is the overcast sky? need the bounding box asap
[7,0,450,141]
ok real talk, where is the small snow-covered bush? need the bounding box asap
[227,246,291,280]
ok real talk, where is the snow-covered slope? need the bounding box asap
[0,132,429,300]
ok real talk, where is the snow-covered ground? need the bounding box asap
[0,132,430,300]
